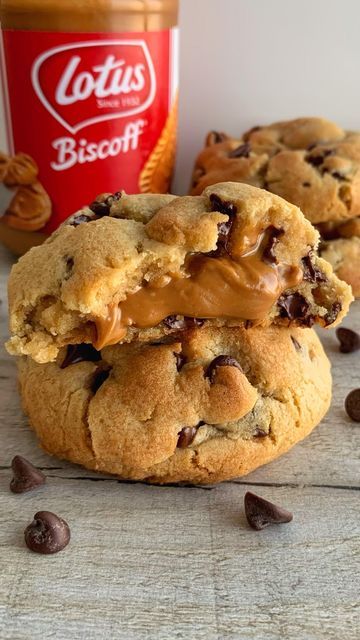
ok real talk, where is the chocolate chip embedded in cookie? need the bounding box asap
[191,118,360,224]
[6,182,353,364]
[17,325,332,484]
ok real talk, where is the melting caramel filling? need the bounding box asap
[94,229,303,349]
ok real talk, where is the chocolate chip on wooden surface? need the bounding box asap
[206,355,242,383]
[228,142,251,158]
[177,427,198,448]
[61,344,102,369]
[244,492,293,530]
[345,389,360,422]
[336,327,360,353]
[24,511,70,554]
[10,456,46,494]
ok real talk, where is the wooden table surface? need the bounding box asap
[0,244,359,640]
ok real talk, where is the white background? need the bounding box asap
[174,0,360,193]
[1,0,360,194]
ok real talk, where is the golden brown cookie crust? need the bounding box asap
[6,183,353,364]
[191,118,360,224]
[18,325,332,484]
[320,237,360,297]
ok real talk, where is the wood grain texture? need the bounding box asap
[0,244,359,640]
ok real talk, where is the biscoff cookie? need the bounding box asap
[0,152,51,231]
[17,324,331,484]
[191,118,360,224]
[6,183,352,364]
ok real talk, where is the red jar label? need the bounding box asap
[1,29,178,233]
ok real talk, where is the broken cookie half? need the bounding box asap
[7,182,353,364]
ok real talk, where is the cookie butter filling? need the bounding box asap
[93,227,303,349]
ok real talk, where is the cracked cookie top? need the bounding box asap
[7,182,353,364]
[191,117,360,224]
[18,324,332,483]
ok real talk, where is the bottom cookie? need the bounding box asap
[18,325,331,484]
[321,237,360,298]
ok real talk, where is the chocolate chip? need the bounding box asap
[290,335,302,351]
[228,142,251,158]
[89,200,110,216]
[244,492,293,530]
[71,213,94,227]
[207,194,237,257]
[206,355,242,383]
[345,389,360,422]
[107,191,122,204]
[209,193,237,217]
[302,255,326,283]
[302,182,311,187]
[306,154,324,167]
[262,227,284,264]
[163,316,205,330]
[306,143,318,151]
[278,293,310,321]
[177,426,198,448]
[336,327,360,353]
[332,171,346,181]
[10,456,46,494]
[175,353,186,371]
[184,317,205,328]
[207,131,227,146]
[61,344,102,369]
[24,511,70,554]
[91,367,111,393]
[253,428,268,438]
[163,315,186,330]
[305,148,334,169]
[324,302,342,326]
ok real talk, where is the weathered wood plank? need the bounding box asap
[0,477,359,640]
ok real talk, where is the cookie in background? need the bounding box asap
[190,117,360,296]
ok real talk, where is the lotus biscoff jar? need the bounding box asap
[0,0,179,254]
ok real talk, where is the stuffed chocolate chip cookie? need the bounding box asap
[7,183,352,364]
[17,325,331,484]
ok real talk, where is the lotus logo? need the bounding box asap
[31,40,156,134]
